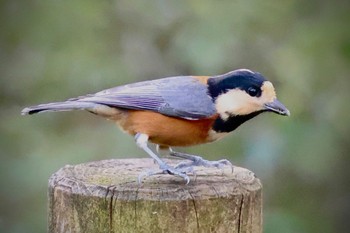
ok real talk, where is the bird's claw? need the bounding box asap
[138,163,192,184]
[175,156,234,173]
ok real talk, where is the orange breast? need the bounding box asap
[118,110,217,147]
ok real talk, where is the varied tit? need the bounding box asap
[22,69,290,184]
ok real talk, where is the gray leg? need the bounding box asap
[169,148,234,172]
[135,133,190,184]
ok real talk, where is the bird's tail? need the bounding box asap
[21,101,97,115]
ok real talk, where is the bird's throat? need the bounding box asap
[212,111,263,133]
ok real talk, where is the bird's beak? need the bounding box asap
[264,99,290,116]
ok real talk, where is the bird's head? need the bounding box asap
[208,69,290,120]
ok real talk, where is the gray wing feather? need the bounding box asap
[75,76,215,119]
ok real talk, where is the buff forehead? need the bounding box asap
[261,81,276,102]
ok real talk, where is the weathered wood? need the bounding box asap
[48,158,262,233]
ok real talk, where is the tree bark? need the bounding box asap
[48,158,262,233]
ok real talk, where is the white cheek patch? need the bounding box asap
[215,89,262,119]
[215,81,277,119]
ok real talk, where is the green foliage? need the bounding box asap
[1,0,349,232]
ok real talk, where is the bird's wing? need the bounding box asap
[73,76,216,120]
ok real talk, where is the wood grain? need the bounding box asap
[48,158,262,233]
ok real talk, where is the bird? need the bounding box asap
[22,69,290,184]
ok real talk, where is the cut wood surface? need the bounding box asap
[48,158,262,233]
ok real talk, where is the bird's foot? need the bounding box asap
[138,163,193,184]
[135,133,193,184]
[175,157,233,171]
[170,151,234,173]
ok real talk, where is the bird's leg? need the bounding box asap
[169,148,234,172]
[135,133,190,184]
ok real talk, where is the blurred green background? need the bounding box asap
[1,0,349,232]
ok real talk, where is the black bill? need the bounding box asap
[264,99,290,116]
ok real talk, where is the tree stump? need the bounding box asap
[48,158,262,233]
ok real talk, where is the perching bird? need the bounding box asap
[22,69,289,183]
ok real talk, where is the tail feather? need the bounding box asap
[21,101,97,115]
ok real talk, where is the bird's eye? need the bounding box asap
[247,87,258,97]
